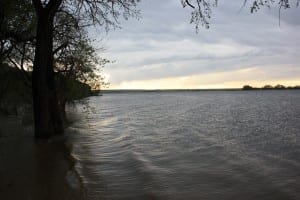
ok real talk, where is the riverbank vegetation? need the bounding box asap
[0,63,92,115]
[0,0,109,120]
[242,84,300,90]
[0,0,140,138]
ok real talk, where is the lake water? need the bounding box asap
[67,90,300,200]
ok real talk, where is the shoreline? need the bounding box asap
[0,113,86,200]
[101,88,300,93]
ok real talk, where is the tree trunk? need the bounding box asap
[32,9,63,139]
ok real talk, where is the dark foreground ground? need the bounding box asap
[0,113,85,200]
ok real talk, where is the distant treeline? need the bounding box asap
[242,84,300,90]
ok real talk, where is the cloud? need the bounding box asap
[111,65,300,89]
[97,0,300,89]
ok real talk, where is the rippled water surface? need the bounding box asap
[67,91,300,200]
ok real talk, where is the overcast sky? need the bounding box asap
[96,0,300,89]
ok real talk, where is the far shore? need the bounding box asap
[101,88,300,93]
[0,113,86,200]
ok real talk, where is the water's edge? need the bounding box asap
[0,113,86,200]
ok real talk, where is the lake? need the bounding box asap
[67,90,300,200]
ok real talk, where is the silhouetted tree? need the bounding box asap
[274,84,286,89]
[30,0,140,138]
[263,84,274,89]
[1,0,127,138]
[243,85,254,90]
[0,0,35,66]
[1,1,108,91]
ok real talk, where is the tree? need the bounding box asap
[0,0,36,112]
[30,0,139,138]
[263,84,274,89]
[0,0,35,65]
[0,0,119,138]
[0,0,108,99]
[274,84,286,89]
[243,85,254,90]
[53,27,110,119]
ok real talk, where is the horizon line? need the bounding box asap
[99,88,300,92]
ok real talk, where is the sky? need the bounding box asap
[95,0,300,89]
